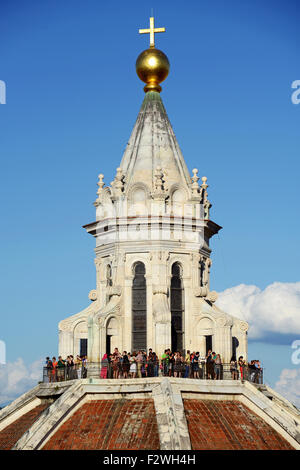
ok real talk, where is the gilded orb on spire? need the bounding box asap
[136,16,170,93]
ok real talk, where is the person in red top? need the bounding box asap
[51,357,58,383]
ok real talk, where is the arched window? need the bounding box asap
[132,262,147,351]
[170,262,184,352]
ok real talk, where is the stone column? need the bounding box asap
[182,261,192,354]
[87,315,101,378]
[145,273,153,350]
[124,274,133,354]
[153,286,171,357]
[58,329,73,359]
[239,322,249,361]
[199,335,206,357]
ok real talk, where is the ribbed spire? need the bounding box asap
[120,91,191,194]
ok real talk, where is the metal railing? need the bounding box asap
[43,362,88,383]
[42,360,263,385]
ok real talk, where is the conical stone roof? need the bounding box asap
[120,91,192,195]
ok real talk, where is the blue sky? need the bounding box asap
[0,0,299,404]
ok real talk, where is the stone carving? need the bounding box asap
[204,258,212,286]
[194,286,208,298]
[216,315,227,327]
[199,256,205,287]
[96,295,121,321]
[94,173,105,206]
[59,319,74,332]
[207,290,218,303]
[107,285,122,297]
[111,167,124,197]
[194,286,217,303]
[191,168,200,196]
[153,289,170,323]
[152,166,165,199]
[200,177,212,219]
[88,290,97,301]
[239,321,249,332]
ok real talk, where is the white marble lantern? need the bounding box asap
[58,91,248,370]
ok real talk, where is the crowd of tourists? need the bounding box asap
[99,348,262,383]
[44,349,262,383]
[45,355,88,382]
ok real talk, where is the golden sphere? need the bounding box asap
[136,47,170,93]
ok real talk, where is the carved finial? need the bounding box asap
[201,176,208,189]
[97,174,105,194]
[111,167,124,196]
[94,173,105,206]
[191,168,200,195]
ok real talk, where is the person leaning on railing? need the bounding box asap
[255,360,262,383]
[107,354,113,379]
[129,352,137,378]
[184,350,191,378]
[146,352,154,377]
[238,356,246,380]
[100,353,108,379]
[122,351,130,378]
[248,359,262,384]
[161,350,168,376]
[45,357,52,383]
[173,352,182,377]
[214,354,222,380]
[153,352,159,377]
[192,352,200,378]
[66,355,74,380]
[135,350,143,378]
[230,357,238,380]
[57,356,66,382]
[75,355,82,379]
[51,357,58,383]
[206,350,214,379]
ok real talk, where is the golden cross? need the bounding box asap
[139,17,165,48]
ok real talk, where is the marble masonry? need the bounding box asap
[58,25,249,369]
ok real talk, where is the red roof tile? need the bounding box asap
[0,404,49,450]
[42,399,160,450]
[184,399,293,450]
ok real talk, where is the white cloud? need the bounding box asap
[275,368,300,409]
[216,282,300,340]
[0,358,43,407]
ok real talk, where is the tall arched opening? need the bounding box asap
[170,262,184,352]
[132,262,147,351]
